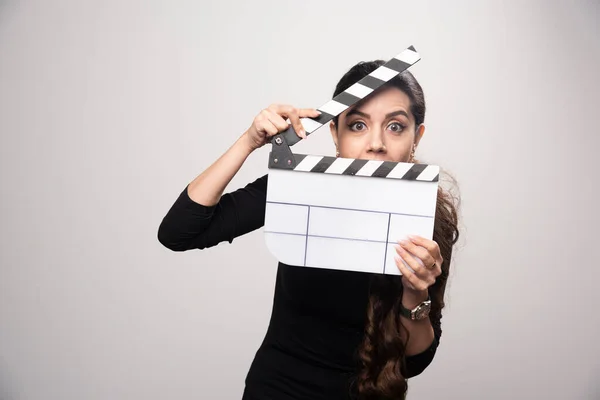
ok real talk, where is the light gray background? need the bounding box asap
[1,1,599,399]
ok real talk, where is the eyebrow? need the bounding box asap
[345,108,409,120]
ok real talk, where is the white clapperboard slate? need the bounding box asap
[264,46,439,275]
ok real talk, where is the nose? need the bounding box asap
[367,128,386,154]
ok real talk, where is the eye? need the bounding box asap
[388,122,405,133]
[349,121,367,131]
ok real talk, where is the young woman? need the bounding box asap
[158,60,460,400]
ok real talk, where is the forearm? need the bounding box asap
[187,132,255,206]
[400,288,435,356]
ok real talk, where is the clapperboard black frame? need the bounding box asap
[264,45,440,275]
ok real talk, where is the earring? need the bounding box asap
[336,149,340,157]
[409,145,416,162]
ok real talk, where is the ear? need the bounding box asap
[330,121,339,149]
[414,123,425,147]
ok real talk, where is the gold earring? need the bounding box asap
[409,145,416,162]
[336,149,340,157]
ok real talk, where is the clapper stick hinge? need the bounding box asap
[268,128,296,170]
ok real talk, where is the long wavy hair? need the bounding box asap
[331,61,460,399]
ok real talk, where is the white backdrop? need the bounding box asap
[1,0,599,399]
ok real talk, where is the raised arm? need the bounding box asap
[157,104,320,252]
[157,172,268,252]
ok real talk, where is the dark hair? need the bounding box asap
[331,61,460,399]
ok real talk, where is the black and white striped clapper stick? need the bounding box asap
[265,45,440,276]
[276,45,421,148]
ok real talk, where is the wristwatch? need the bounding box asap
[399,296,432,321]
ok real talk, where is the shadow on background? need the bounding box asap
[0,0,18,26]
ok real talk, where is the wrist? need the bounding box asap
[402,287,429,310]
[238,131,258,155]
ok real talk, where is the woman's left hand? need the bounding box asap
[394,235,443,293]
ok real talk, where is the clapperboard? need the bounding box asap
[264,45,439,275]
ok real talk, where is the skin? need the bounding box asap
[186,91,442,355]
[330,86,423,163]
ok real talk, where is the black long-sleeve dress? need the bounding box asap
[158,174,440,400]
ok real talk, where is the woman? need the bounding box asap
[158,60,460,400]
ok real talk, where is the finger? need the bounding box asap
[394,255,426,291]
[396,250,437,289]
[397,239,436,271]
[286,108,307,139]
[264,110,290,133]
[268,104,297,119]
[402,246,439,282]
[395,243,437,286]
[269,105,321,139]
[298,108,322,118]
[296,109,322,139]
[394,255,415,287]
[408,235,443,263]
[264,104,301,139]
[395,244,426,277]
[259,119,279,138]
[274,105,309,139]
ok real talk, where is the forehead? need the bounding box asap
[341,86,412,119]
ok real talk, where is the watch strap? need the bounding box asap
[399,296,431,320]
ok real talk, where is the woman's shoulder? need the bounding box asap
[245,174,268,192]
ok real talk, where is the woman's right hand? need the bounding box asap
[243,104,321,151]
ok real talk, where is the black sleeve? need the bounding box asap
[157,174,268,251]
[404,334,440,378]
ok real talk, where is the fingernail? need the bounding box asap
[399,239,409,246]
[299,130,305,138]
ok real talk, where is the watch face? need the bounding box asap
[413,301,431,320]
